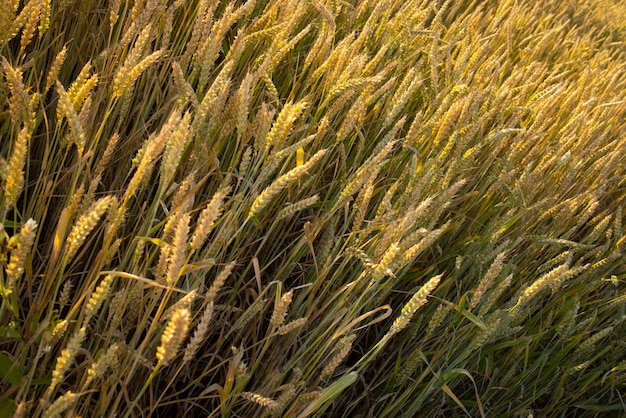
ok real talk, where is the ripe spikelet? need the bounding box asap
[3,0,41,44]
[276,317,308,335]
[205,261,236,302]
[45,47,67,92]
[113,50,164,98]
[190,187,230,251]
[50,320,69,347]
[38,0,50,33]
[161,0,185,49]
[239,147,253,179]
[183,301,213,364]
[43,391,80,418]
[384,72,422,128]
[236,72,254,139]
[19,2,41,53]
[516,263,590,307]
[194,2,247,90]
[50,326,86,393]
[386,274,442,337]
[5,218,37,285]
[2,127,30,212]
[401,225,446,264]
[65,196,115,263]
[69,75,98,117]
[12,402,26,418]
[94,133,121,178]
[327,76,384,104]
[170,171,196,213]
[241,392,281,412]
[346,247,375,270]
[157,308,191,366]
[161,111,192,186]
[267,23,313,75]
[336,140,398,209]
[372,243,400,281]
[55,81,86,154]
[164,290,199,321]
[320,334,356,379]
[124,110,182,203]
[155,244,170,283]
[112,23,155,97]
[166,213,190,286]
[265,101,308,151]
[263,73,279,100]
[270,289,294,329]
[193,60,233,133]
[108,0,122,29]
[352,171,376,232]
[252,103,276,152]
[272,134,315,162]
[586,214,612,244]
[470,252,507,310]
[1,58,30,126]
[83,343,122,389]
[185,0,216,63]
[277,195,320,220]
[0,2,17,42]
[84,274,114,324]
[591,252,622,270]
[249,149,328,219]
[171,62,198,108]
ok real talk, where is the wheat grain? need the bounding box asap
[84,274,114,324]
[205,261,236,303]
[83,343,122,389]
[242,392,281,412]
[5,218,37,285]
[190,187,230,251]
[3,0,40,44]
[157,308,190,366]
[43,391,80,418]
[183,301,213,365]
[249,149,328,219]
[386,274,442,338]
[265,101,308,152]
[2,126,29,214]
[49,326,86,393]
[270,289,294,329]
[166,213,190,286]
[55,81,86,154]
[277,195,320,221]
[64,196,115,263]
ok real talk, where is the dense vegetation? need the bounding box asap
[1,0,625,416]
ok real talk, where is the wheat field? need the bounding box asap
[0,0,625,416]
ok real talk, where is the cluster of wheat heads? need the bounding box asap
[0,0,624,416]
